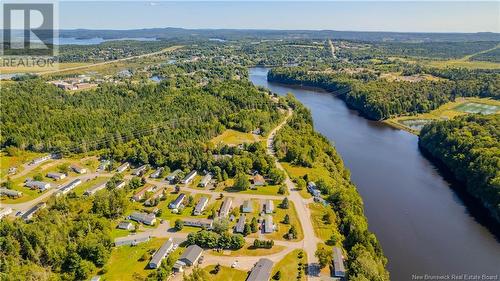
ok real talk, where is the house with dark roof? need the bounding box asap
[22,202,46,221]
[246,258,274,281]
[181,170,197,184]
[169,193,186,209]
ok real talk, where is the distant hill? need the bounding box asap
[58,28,500,42]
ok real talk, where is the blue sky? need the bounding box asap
[56,1,499,32]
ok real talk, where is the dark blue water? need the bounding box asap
[249,67,500,280]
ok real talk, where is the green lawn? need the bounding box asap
[247,199,303,241]
[103,238,168,281]
[309,203,337,241]
[0,150,44,179]
[272,249,307,281]
[72,176,111,196]
[204,265,248,281]
[211,129,260,146]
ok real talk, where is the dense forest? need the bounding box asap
[419,115,500,223]
[268,67,499,120]
[58,40,171,62]
[1,193,117,280]
[274,95,389,280]
[1,75,282,170]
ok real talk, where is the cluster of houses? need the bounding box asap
[49,76,97,91]
[233,199,275,234]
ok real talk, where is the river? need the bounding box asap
[249,67,500,280]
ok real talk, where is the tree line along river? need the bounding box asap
[248,67,500,280]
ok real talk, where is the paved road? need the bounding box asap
[266,109,322,280]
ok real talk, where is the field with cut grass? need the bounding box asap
[246,199,303,241]
[0,62,91,74]
[280,162,337,198]
[210,129,260,146]
[271,249,307,281]
[203,265,248,281]
[0,150,44,179]
[103,238,182,281]
[423,59,500,70]
[385,97,500,134]
[309,203,337,241]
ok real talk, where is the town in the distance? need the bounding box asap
[1,3,500,281]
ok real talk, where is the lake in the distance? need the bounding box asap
[249,67,500,280]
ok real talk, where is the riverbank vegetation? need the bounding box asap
[419,114,500,223]
[274,95,389,280]
[268,67,499,120]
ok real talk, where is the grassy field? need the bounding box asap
[203,265,248,281]
[280,162,338,199]
[246,199,303,241]
[210,129,260,146]
[385,97,500,134]
[423,59,500,70]
[0,150,44,179]
[308,203,336,241]
[0,62,91,74]
[103,238,181,281]
[72,176,111,196]
[272,249,307,281]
